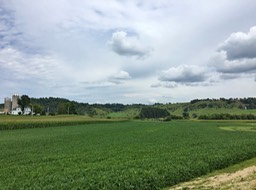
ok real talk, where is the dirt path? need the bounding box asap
[170,166,256,190]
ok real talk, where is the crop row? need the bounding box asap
[0,115,127,130]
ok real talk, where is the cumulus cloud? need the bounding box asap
[108,70,131,84]
[210,26,256,83]
[210,51,256,74]
[112,70,131,80]
[159,65,207,84]
[219,26,256,60]
[108,31,151,58]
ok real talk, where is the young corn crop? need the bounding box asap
[0,120,256,189]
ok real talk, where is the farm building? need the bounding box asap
[11,107,23,115]
[4,94,20,114]
[4,97,12,113]
[24,107,32,115]
[3,94,33,115]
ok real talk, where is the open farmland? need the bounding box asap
[1,120,256,189]
[0,115,125,130]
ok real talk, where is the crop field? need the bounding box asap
[1,120,256,189]
[0,115,125,130]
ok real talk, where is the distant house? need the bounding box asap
[23,107,32,115]
[11,107,23,115]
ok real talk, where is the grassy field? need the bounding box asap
[1,120,256,189]
[107,108,140,119]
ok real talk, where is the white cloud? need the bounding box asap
[1,1,256,103]
[107,70,131,84]
[210,27,256,78]
[210,51,256,73]
[112,70,131,80]
[108,31,151,58]
[219,26,256,60]
[159,65,207,84]
[0,47,61,80]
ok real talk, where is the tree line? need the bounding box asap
[4,95,255,119]
[198,113,256,120]
[190,97,256,109]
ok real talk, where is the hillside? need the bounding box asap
[3,96,256,119]
[111,98,256,119]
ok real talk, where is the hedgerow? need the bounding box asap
[198,113,256,120]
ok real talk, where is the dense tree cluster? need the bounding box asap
[198,113,256,120]
[103,103,126,112]
[139,107,170,119]
[190,97,256,109]
[18,95,30,112]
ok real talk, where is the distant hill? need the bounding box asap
[3,96,255,119]
[105,98,256,119]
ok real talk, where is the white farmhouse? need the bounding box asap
[11,107,23,115]
[24,107,32,115]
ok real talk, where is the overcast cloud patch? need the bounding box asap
[0,6,19,48]
[108,31,151,59]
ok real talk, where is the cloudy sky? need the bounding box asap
[0,0,256,104]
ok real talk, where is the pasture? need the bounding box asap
[0,119,256,189]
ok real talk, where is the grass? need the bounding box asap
[107,108,140,119]
[1,120,256,189]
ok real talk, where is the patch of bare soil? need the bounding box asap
[170,166,256,190]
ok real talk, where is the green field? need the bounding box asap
[1,119,256,189]
[0,115,126,130]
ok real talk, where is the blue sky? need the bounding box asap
[0,0,256,104]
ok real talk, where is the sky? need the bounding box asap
[0,0,256,104]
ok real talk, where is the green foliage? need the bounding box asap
[139,107,170,119]
[170,115,183,120]
[32,104,43,115]
[198,113,256,120]
[18,95,30,111]
[57,102,77,114]
[190,98,256,109]
[0,121,256,189]
[27,96,256,118]
[182,107,190,119]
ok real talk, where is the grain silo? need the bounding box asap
[4,97,12,113]
[12,94,19,110]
